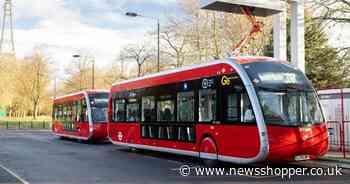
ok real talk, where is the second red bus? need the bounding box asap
[52,90,109,141]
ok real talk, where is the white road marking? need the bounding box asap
[0,163,30,184]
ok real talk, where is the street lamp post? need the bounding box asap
[73,54,82,91]
[91,57,95,90]
[54,77,57,99]
[126,12,160,72]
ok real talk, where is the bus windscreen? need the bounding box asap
[89,93,109,123]
[242,61,325,126]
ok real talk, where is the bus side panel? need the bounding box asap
[91,123,108,140]
[52,120,89,139]
[77,122,90,138]
[109,123,140,144]
[109,123,199,153]
[52,120,64,133]
[197,124,260,158]
[141,139,198,153]
[53,93,89,139]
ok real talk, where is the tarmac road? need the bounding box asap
[0,129,349,184]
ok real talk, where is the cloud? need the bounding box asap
[3,0,158,69]
[14,19,147,67]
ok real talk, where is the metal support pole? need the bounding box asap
[157,19,160,72]
[79,59,82,91]
[291,0,305,73]
[273,6,287,61]
[341,89,346,158]
[125,12,161,72]
[54,77,57,99]
[92,58,95,90]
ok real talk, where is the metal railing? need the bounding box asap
[319,88,350,159]
[0,121,51,130]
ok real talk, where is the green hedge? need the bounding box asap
[0,121,51,129]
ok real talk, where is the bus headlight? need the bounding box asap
[295,155,310,161]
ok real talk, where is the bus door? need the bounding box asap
[215,74,260,158]
[76,98,89,137]
[63,102,77,132]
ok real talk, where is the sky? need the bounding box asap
[0,0,181,71]
[0,0,349,72]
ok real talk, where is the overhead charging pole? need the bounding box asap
[290,0,305,73]
[200,0,306,73]
[272,3,287,61]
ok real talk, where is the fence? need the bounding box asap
[319,88,350,158]
[0,121,51,130]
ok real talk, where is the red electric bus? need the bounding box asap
[108,57,328,163]
[52,90,109,141]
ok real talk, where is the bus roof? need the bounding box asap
[54,89,109,102]
[111,56,275,93]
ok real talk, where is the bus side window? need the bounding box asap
[199,89,216,122]
[81,100,87,122]
[52,105,56,120]
[63,104,67,121]
[157,97,175,122]
[126,98,140,122]
[60,104,63,121]
[68,103,72,122]
[224,93,240,122]
[113,99,126,122]
[68,103,73,122]
[57,104,62,121]
[72,102,76,122]
[177,91,195,122]
[76,100,81,122]
[241,93,255,123]
[142,96,156,122]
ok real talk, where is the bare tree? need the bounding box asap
[15,51,50,119]
[161,23,189,67]
[103,53,127,86]
[312,0,350,23]
[63,53,94,93]
[121,43,153,77]
[171,0,272,63]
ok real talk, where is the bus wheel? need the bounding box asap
[199,136,219,167]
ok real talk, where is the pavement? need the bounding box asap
[0,129,350,184]
[319,152,350,169]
